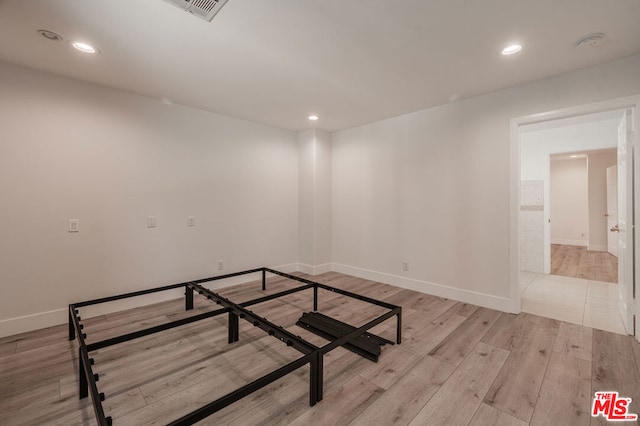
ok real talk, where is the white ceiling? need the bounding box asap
[0,0,639,132]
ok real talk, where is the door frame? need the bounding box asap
[509,95,640,340]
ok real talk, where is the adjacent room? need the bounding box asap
[1,1,640,425]
[519,113,627,334]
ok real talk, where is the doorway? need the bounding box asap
[510,96,639,341]
[520,120,624,333]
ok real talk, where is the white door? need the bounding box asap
[617,109,634,335]
[606,165,618,257]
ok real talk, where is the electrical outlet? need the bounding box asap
[402,261,409,271]
[217,260,224,270]
[187,216,195,227]
[147,216,156,228]
[69,219,80,232]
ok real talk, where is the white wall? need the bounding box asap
[332,53,640,312]
[588,150,617,251]
[550,158,589,246]
[0,61,299,336]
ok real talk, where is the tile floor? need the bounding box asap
[520,272,627,335]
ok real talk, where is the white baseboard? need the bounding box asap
[551,239,587,247]
[298,263,332,275]
[0,308,69,339]
[330,263,511,313]
[587,244,608,252]
[0,290,188,339]
[0,263,301,339]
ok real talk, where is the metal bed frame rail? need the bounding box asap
[68,267,402,425]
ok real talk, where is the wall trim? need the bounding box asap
[0,263,300,339]
[551,239,588,247]
[587,244,608,252]
[331,263,512,313]
[298,263,332,275]
[0,308,68,339]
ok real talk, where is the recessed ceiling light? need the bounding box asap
[501,44,522,56]
[308,115,319,121]
[71,41,98,54]
[570,155,579,158]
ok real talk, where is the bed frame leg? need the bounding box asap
[396,310,402,344]
[68,307,76,341]
[78,348,88,399]
[310,351,323,406]
[313,286,318,312]
[185,286,194,311]
[228,312,239,343]
[261,269,266,291]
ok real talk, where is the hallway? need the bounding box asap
[550,244,617,283]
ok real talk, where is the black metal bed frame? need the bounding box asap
[68,267,402,426]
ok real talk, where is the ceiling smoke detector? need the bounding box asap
[38,29,63,41]
[577,33,605,48]
[164,0,229,22]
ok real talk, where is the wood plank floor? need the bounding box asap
[551,244,617,283]
[1,272,639,425]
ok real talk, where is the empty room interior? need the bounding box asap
[1,1,640,425]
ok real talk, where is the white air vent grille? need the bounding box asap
[164,0,229,22]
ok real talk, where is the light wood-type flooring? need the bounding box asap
[551,244,617,283]
[1,272,640,425]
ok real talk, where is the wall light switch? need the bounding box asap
[147,216,156,228]
[187,216,195,227]
[69,219,80,232]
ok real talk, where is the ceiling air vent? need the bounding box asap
[164,0,229,22]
